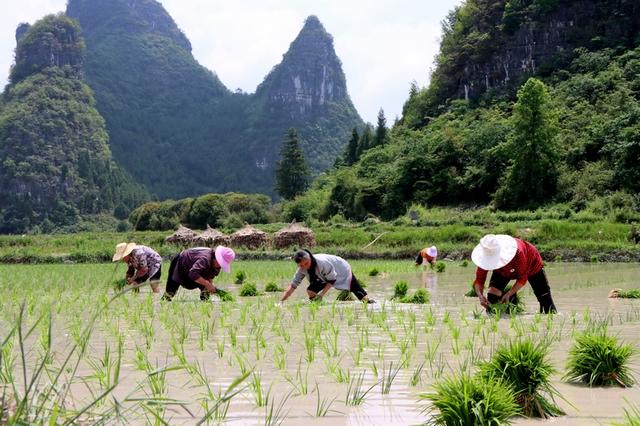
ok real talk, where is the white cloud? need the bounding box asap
[1,0,462,122]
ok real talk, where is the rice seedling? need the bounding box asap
[460,260,469,267]
[239,282,260,297]
[464,283,477,297]
[345,372,378,406]
[419,373,519,425]
[410,361,426,386]
[368,268,380,277]
[311,383,339,417]
[215,288,235,302]
[249,372,271,407]
[486,291,525,315]
[609,289,640,298]
[264,281,283,292]
[613,400,640,426]
[381,362,401,395]
[478,339,565,418]
[285,360,309,396]
[264,389,292,426]
[402,288,430,304]
[327,358,351,383]
[435,261,446,273]
[564,326,636,387]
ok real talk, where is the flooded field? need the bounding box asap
[1,261,639,424]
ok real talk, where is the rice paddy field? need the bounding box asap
[1,260,639,425]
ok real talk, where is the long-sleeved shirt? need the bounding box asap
[171,247,220,285]
[474,238,543,288]
[291,254,353,291]
[126,245,162,279]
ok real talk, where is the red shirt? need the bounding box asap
[474,239,543,289]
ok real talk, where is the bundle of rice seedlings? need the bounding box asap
[608,289,640,298]
[479,339,565,418]
[239,282,260,297]
[215,288,235,302]
[336,290,355,301]
[112,278,127,290]
[486,285,525,315]
[403,288,429,304]
[435,261,446,273]
[234,270,247,284]
[392,281,409,300]
[564,326,636,387]
[368,268,380,277]
[420,373,519,425]
[464,283,477,297]
[264,282,283,292]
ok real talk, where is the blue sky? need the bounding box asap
[0,0,463,123]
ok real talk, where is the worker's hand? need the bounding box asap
[479,295,489,308]
[500,291,513,304]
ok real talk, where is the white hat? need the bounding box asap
[112,242,137,262]
[471,234,517,270]
[426,246,437,258]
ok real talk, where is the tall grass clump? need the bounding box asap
[479,339,564,418]
[564,326,636,387]
[420,374,518,425]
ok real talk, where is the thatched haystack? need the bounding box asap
[230,224,268,249]
[165,225,197,245]
[194,225,229,246]
[273,222,316,249]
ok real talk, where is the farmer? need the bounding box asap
[112,242,162,293]
[280,249,375,304]
[471,234,557,313]
[415,245,438,267]
[161,246,235,301]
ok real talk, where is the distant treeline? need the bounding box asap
[129,193,272,231]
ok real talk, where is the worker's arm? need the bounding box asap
[280,284,296,302]
[195,277,216,293]
[474,267,489,308]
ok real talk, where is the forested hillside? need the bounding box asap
[282,0,640,223]
[0,15,148,233]
[66,0,362,198]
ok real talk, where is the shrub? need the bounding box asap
[234,270,246,285]
[264,282,283,292]
[479,339,564,418]
[435,261,446,273]
[420,374,519,425]
[564,326,636,387]
[239,282,259,297]
[368,268,380,277]
[392,281,409,300]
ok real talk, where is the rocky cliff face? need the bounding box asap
[454,0,640,101]
[257,16,350,117]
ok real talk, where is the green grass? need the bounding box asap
[420,374,519,425]
[564,326,636,387]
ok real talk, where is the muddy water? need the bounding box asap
[1,262,639,424]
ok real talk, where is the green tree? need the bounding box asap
[357,125,374,158]
[275,128,310,200]
[343,127,360,165]
[372,108,388,147]
[495,78,559,209]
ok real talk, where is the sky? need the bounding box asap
[0,0,463,124]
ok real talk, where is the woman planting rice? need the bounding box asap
[280,249,375,304]
[415,245,438,267]
[113,242,162,293]
[161,246,235,301]
[472,234,557,313]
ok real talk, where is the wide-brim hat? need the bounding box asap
[426,246,438,258]
[215,245,235,273]
[112,242,137,262]
[471,234,517,270]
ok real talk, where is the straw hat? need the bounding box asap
[471,234,517,270]
[426,246,438,258]
[112,242,138,262]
